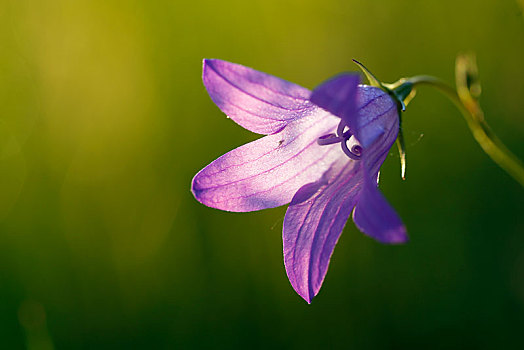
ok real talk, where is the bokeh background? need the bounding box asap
[1,0,523,348]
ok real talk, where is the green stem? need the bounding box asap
[406,75,524,187]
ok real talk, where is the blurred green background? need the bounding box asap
[1,0,523,348]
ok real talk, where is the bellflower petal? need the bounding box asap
[352,176,408,244]
[203,59,316,135]
[352,94,407,243]
[310,74,360,133]
[192,110,341,212]
[283,158,362,303]
[356,87,398,148]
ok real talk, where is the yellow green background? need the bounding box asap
[1,0,523,348]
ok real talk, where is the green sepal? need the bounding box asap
[352,59,386,89]
[396,127,407,180]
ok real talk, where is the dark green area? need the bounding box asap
[1,0,523,348]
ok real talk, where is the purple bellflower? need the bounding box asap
[192,59,407,303]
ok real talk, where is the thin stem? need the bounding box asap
[406,75,524,187]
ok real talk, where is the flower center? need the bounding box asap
[317,120,362,160]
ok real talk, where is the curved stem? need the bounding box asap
[406,75,524,187]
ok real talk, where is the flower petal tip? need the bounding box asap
[202,58,224,76]
[378,226,409,245]
[285,258,319,304]
[292,285,314,304]
[202,58,214,78]
[190,171,208,207]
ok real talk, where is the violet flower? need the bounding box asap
[192,59,407,303]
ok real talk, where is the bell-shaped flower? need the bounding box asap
[192,59,407,303]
